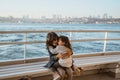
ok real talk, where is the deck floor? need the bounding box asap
[33,73,120,80]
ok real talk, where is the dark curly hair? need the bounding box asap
[59,35,73,53]
[46,32,58,49]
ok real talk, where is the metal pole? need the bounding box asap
[103,32,108,52]
[24,33,27,63]
[69,32,72,43]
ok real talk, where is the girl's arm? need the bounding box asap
[55,53,61,58]
[48,46,60,59]
[61,50,72,58]
[48,46,58,54]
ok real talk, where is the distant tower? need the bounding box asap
[103,13,108,19]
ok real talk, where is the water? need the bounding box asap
[0,23,120,62]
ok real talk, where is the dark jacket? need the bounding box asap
[44,46,58,68]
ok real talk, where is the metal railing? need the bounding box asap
[0,30,120,62]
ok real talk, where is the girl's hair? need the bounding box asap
[59,35,72,51]
[46,32,58,49]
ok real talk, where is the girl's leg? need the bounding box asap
[72,60,81,76]
[51,66,61,80]
[65,67,73,80]
[52,71,61,80]
[71,64,81,76]
[53,62,66,80]
[57,67,65,80]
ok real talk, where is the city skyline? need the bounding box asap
[0,13,115,19]
[0,0,120,18]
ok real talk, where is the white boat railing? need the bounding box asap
[0,30,120,62]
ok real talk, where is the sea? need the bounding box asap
[0,23,120,62]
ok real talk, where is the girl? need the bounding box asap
[52,35,73,80]
[52,35,82,79]
[44,32,66,80]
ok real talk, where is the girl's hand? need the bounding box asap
[61,50,72,58]
[56,54,61,58]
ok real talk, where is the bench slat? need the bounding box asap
[0,54,120,79]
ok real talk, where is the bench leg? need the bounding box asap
[105,63,120,79]
[115,63,120,78]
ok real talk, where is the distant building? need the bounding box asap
[103,13,108,19]
[22,15,29,19]
[41,16,46,19]
[109,16,113,19]
[97,15,101,18]
[52,14,62,19]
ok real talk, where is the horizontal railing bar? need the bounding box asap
[0,38,120,45]
[0,30,120,34]
[0,41,45,45]
[72,38,120,42]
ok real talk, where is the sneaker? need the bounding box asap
[53,72,61,80]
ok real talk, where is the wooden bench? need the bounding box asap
[0,52,120,80]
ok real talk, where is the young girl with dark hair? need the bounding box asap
[44,32,66,80]
[52,35,73,80]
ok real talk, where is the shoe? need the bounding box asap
[54,77,61,80]
[53,72,61,80]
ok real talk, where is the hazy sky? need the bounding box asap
[0,0,120,18]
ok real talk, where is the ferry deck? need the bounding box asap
[0,30,120,80]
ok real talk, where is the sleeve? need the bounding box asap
[48,46,58,54]
[61,48,72,58]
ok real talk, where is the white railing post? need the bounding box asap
[69,32,72,43]
[103,32,108,52]
[24,33,27,63]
